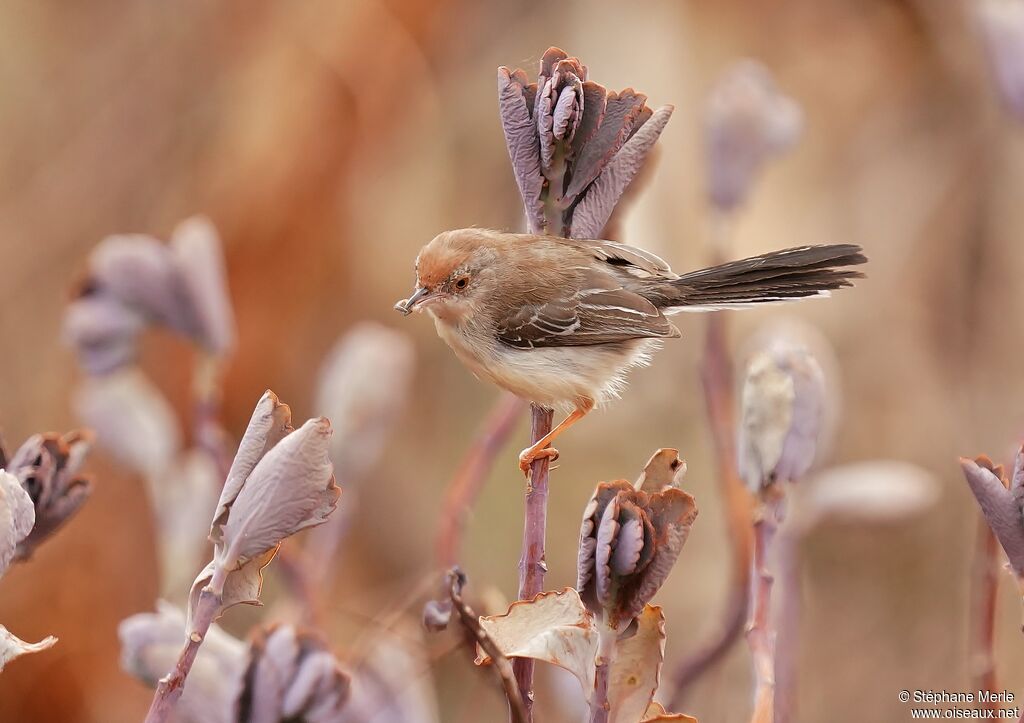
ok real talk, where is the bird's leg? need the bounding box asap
[518,399,594,474]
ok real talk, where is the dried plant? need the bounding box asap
[976,0,1024,122]
[63,216,234,375]
[474,451,697,723]
[737,337,825,723]
[704,60,803,214]
[122,603,350,723]
[1,432,92,561]
[143,390,340,723]
[497,47,674,718]
[76,369,219,596]
[667,60,805,709]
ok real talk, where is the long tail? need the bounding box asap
[652,244,867,311]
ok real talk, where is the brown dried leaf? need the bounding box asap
[643,701,698,722]
[0,625,57,673]
[635,449,687,493]
[609,605,665,723]
[476,588,598,694]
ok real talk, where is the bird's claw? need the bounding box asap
[519,446,560,475]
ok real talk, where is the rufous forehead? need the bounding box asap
[416,237,474,287]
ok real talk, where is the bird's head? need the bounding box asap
[394,229,499,323]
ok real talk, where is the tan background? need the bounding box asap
[1,1,1023,721]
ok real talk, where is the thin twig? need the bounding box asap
[192,353,232,482]
[447,568,529,723]
[970,515,1000,712]
[144,565,227,723]
[436,393,525,567]
[513,404,554,721]
[747,490,781,723]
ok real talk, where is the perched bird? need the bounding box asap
[395,228,865,473]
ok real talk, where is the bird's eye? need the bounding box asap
[454,276,469,290]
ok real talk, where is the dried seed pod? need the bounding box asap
[497,47,672,238]
[577,452,697,632]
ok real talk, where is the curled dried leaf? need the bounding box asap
[5,431,93,561]
[609,605,665,723]
[635,449,687,493]
[0,625,57,673]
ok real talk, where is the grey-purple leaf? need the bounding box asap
[171,216,236,356]
[552,85,579,141]
[962,457,1024,576]
[62,294,146,375]
[211,390,293,544]
[0,472,34,578]
[569,105,673,239]
[497,67,545,234]
[219,417,338,568]
[0,626,57,673]
[562,89,649,203]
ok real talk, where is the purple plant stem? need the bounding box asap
[773,522,801,723]
[144,565,227,723]
[589,627,617,723]
[193,355,231,482]
[971,516,1000,712]
[748,491,780,723]
[436,393,526,567]
[513,403,553,722]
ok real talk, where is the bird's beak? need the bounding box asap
[394,286,431,316]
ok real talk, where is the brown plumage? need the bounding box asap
[395,228,866,472]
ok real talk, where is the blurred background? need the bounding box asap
[1,0,1024,721]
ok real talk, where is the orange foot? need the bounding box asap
[518,445,560,475]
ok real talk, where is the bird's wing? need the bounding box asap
[495,285,679,349]
[553,237,678,280]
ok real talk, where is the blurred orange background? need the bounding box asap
[2,1,1024,721]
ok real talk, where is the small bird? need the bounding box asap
[395,228,865,473]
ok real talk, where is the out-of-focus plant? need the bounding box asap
[976,0,1024,122]
[668,59,804,708]
[76,369,219,597]
[142,390,340,723]
[305,322,414,593]
[121,603,350,723]
[497,47,674,718]
[737,338,825,723]
[960,446,1024,708]
[473,450,698,723]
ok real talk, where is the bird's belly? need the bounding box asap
[437,320,658,410]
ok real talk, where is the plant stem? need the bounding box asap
[970,516,999,712]
[192,354,231,482]
[772,521,800,723]
[513,403,553,722]
[666,217,754,709]
[448,568,529,723]
[590,625,618,723]
[748,490,780,723]
[144,565,227,723]
[436,393,525,567]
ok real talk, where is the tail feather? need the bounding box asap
[655,244,866,311]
